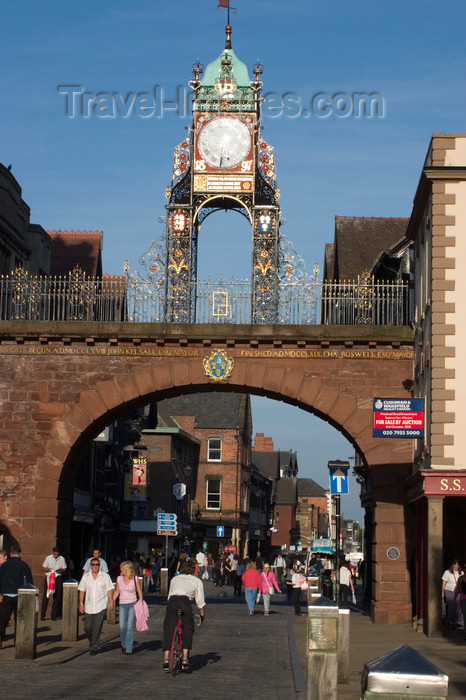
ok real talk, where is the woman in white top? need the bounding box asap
[442,559,463,627]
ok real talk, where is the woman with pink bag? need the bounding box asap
[259,563,281,616]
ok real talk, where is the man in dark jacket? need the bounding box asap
[0,545,33,648]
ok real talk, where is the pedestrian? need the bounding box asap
[143,558,153,594]
[255,551,264,572]
[0,545,33,648]
[454,564,466,633]
[291,565,306,616]
[113,560,143,655]
[40,546,67,621]
[242,561,261,616]
[162,558,205,673]
[273,552,286,584]
[78,557,114,655]
[259,562,281,616]
[206,553,214,581]
[234,559,245,596]
[339,560,355,607]
[195,549,205,579]
[82,548,109,574]
[442,559,463,628]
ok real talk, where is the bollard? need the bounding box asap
[160,568,169,596]
[15,585,39,660]
[307,575,320,604]
[62,580,79,641]
[306,596,339,700]
[106,582,116,625]
[361,644,448,699]
[337,608,350,683]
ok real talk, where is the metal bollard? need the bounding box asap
[306,596,339,700]
[337,608,350,684]
[15,585,39,659]
[62,580,79,641]
[160,568,169,596]
[106,583,116,625]
[361,644,448,699]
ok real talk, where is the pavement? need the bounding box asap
[0,580,465,698]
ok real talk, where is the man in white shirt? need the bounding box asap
[78,558,114,655]
[339,560,355,607]
[82,548,109,574]
[273,553,286,583]
[195,550,205,578]
[40,547,67,621]
[162,559,205,673]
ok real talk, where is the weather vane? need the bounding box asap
[218,0,237,25]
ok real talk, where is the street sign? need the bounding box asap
[217,525,224,537]
[157,513,177,535]
[329,466,349,495]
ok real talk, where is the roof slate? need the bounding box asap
[328,217,409,280]
[297,477,326,497]
[157,392,248,429]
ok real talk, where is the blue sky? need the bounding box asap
[2,1,465,520]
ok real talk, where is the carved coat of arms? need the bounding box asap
[203,349,234,382]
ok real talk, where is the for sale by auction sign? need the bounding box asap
[373,398,424,438]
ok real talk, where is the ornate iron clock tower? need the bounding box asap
[164,24,281,323]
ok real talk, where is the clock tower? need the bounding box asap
[164,24,281,322]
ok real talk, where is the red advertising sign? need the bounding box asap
[373,398,424,438]
[223,544,237,555]
[132,458,147,486]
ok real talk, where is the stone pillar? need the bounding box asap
[337,608,350,683]
[62,580,79,641]
[306,599,339,700]
[15,586,39,660]
[426,496,443,637]
[160,568,169,596]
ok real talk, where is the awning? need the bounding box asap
[311,538,334,554]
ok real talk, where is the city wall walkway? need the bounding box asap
[1,581,465,698]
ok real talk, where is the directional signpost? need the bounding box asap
[157,513,178,568]
[328,460,350,605]
[217,525,224,537]
[157,512,178,536]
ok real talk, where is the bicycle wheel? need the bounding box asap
[170,625,182,676]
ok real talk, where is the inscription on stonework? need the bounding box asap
[0,346,414,360]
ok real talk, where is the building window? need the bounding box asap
[208,438,222,462]
[206,479,221,509]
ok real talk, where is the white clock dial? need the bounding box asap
[198,117,251,169]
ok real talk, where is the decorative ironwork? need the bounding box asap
[0,268,409,325]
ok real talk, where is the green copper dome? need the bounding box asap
[201,47,251,88]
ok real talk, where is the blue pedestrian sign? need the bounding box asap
[217,525,224,537]
[329,467,349,495]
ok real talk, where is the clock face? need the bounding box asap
[198,117,252,169]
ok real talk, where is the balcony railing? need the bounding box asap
[0,268,409,326]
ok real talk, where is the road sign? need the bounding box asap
[157,513,177,535]
[157,513,177,525]
[217,525,224,537]
[329,466,349,495]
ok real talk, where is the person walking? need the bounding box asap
[242,561,261,616]
[339,560,355,608]
[234,559,245,597]
[78,557,114,655]
[273,553,286,584]
[0,545,33,648]
[82,548,109,574]
[40,546,67,621]
[442,559,463,628]
[259,563,281,616]
[291,565,306,616]
[113,560,143,655]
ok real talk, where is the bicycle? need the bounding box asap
[170,608,184,675]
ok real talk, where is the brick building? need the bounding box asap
[295,478,328,550]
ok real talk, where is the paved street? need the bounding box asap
[1,581,466,699]
[1,583,300,699]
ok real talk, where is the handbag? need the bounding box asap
[256,590,261,603]
[300,577,309,591]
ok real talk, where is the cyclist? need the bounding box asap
[162,558,205,673]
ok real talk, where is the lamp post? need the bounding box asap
[328,459,350,605]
